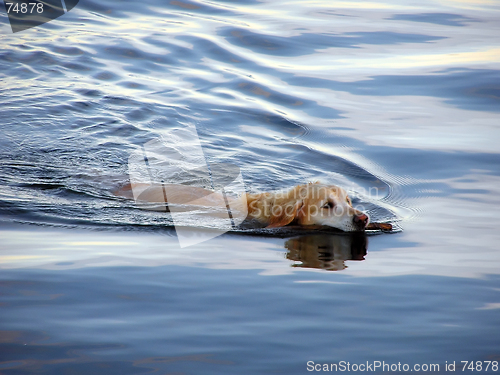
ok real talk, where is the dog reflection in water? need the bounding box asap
[285,233,367,271]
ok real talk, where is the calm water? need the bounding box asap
[1,0,500,373]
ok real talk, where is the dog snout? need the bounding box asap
[353,213,369,229]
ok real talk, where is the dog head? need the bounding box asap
[265,182,370,231]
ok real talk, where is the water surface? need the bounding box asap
[1,0,500,373]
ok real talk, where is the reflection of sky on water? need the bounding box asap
[2,220,500,279]
[388,12,478,26]
[1,0,500,372]
[3,0,497,157]
[0,0,499,232]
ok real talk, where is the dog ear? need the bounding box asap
[266,200,304,228]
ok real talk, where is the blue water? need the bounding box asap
[1,0,500,373]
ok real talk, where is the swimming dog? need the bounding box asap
[245,182,369,231]
[116,181,370,232]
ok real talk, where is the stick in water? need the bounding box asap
[366,222,393,231]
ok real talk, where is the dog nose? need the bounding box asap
[353,213,369,228]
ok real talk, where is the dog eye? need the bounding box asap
[323,202,334,209]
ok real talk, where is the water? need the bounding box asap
[1,0,500,373]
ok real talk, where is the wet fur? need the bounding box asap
[116,182,369,232]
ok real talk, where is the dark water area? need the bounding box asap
[1,0,500,373]
[1,262,500,374]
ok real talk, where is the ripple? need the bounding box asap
[219,28,444,56]
[388,12,478,27]
[1,0,497,236]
